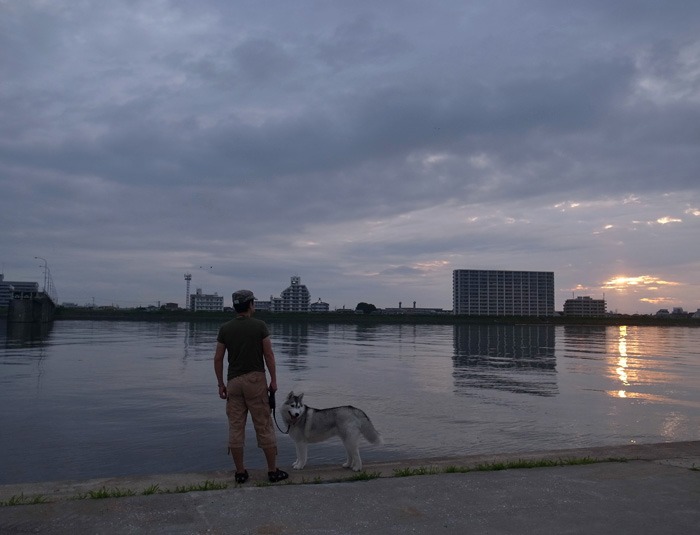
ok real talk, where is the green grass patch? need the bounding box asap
[394,457,626,478]
[142,484,161,495]
[443,465,471,474]
[71,486,136,500]
[0,493,49,507]
[346,470,382,481]
[170,480,228,493]
[470,456,614,472]
[298,476,324,484]
[393,466,441,477]
[84,487,136,499]
[69,480,227,501]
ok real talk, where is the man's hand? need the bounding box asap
[218,384,227,400]
[268,380,277,394]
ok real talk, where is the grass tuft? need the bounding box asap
[142,484,161,495]
[70,480,227,500]
[393,457,625,478]
[299,476,324,484]
[171,480,228,493]
[86,487,136,499]
[0,493,49,507]
[443,465,471,474]
[346,470,382,481]
[393,466,440,477]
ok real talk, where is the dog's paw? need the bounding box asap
[292,460,305,470]
[343,459,362,471]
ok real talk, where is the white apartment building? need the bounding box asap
[453,269,555,316]
[189,288,224,312]
[274,276,310,312]
[251,276,318,313]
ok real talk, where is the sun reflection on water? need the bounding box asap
[615,326,629,397]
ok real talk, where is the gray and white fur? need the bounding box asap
[280,391,383,472]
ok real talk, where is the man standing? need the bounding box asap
[214,289,288,484]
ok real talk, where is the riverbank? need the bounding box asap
[5,306,698,327]
[1,441,698,534]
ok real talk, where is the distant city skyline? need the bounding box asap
[4,267,699,316]
[2,2,699,315]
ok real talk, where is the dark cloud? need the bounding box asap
[1,0,699,312]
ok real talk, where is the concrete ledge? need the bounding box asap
[2,441,699,535]
[2,440,699,503]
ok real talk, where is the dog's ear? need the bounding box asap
[299,393,304,403]
[287,391,295,400]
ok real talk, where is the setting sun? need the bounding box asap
[603,275,680,291]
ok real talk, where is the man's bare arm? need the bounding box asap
[262,336,277,392]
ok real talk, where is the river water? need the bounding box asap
[1,319,699,484]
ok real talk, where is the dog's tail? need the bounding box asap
[359,412,383,445]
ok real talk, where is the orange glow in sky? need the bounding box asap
[603,275,680,291]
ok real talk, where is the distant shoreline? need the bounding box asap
[3,307,694,327]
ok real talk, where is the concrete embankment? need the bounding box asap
[1,441,699,534]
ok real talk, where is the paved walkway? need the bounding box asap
[1,441,699,534]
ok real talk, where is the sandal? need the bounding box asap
[235,470,249,484]
[268,468,289,483]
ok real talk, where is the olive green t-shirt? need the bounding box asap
[217,316,270,380]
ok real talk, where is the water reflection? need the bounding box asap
[562,325,608,357]
[4,320,54,347]
[183,321,218,345]
[603,325,662,402]
[270,321,316,371]
[452,325,557,397]
[1,320,51,391]
[354,323,382,341]
[616,325,629,397]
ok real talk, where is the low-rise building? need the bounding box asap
[382,301,445,315]
[309,298,329,312]
[253,299,272,312]
[563,296,607,317]
[0,274,39,308]
[189,288,224,312]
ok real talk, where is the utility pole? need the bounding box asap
[35,256,47,293]
[184,273,192,310]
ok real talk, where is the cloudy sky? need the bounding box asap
[2,1,699,314]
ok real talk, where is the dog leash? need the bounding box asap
[269,390,290,434]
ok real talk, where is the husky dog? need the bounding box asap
[280,391,383,472]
